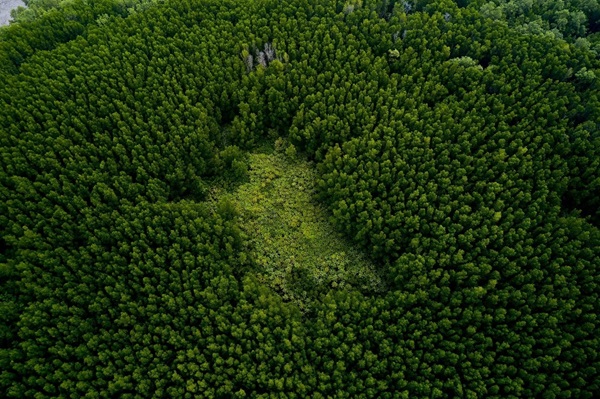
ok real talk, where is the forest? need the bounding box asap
[0,0,599,397]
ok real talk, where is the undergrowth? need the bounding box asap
[209,140,387,311]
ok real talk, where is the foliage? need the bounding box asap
[0,0,598,397]
[8,0,166,23]
[210,146,386,311]
[468,0,600,44]
[0,0,132,75]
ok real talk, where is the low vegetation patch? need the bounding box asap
[210,141,386,310]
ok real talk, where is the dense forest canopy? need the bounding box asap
[0,0,599,397]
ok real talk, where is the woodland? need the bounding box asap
[0,0,599,397]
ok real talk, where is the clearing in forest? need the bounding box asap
[210,143,386,309]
